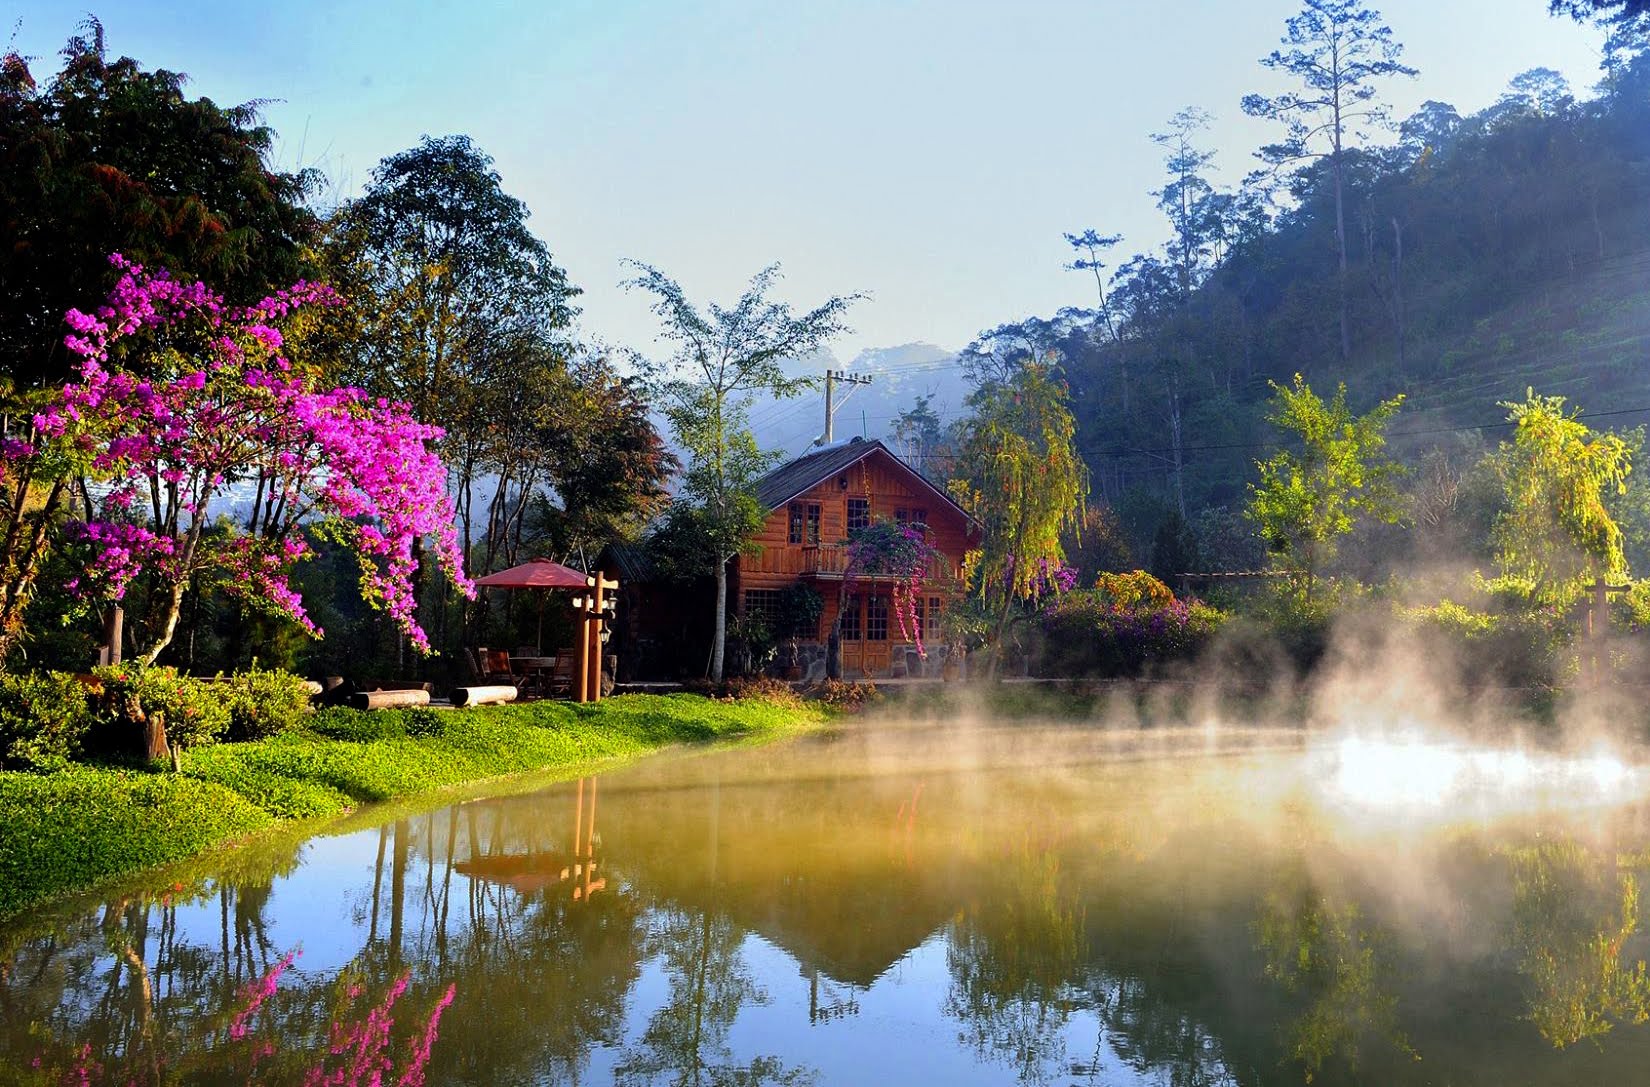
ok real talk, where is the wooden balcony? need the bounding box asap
[800,545,958,584]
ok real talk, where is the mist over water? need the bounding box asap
[6,685,1650,1085]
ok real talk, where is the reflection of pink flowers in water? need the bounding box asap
[230,949,297,1041]
[305,972,457,1087]
[29,947,458,1086]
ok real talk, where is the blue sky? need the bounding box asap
[7,1,1608,361]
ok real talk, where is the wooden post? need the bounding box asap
[586,576,604,703]
[573,591,590,704]
[1583,577,1629,687]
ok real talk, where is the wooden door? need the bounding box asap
[842,592,893,677]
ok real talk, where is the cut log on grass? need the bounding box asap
[451,685,519,707]
[349,689,432,711]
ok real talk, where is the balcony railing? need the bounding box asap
[800,545,957,583]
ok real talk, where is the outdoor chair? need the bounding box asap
[477,648,518,688]
[548,650,577,697]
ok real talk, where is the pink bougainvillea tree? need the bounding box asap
[844,518,938,657]
[37,254,472,662]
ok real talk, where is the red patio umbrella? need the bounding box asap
[474,558,590,590]
[475,558,591,652]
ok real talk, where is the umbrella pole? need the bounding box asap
[537,594,545,655]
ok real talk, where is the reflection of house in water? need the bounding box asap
[593,766,963,996]
[452,777,605,902]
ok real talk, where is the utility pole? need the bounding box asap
[819,369,873,445]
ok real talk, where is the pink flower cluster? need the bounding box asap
[62,521,175,600]
[51,255,471,652]
[60,254,338,365]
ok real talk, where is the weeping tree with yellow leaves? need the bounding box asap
[1492,390,1632,608]
[948,360,1089,676]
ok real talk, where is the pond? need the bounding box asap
[6,718,1650,1085]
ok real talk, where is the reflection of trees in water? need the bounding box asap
[615,907,814,1087]
[1505,838,1650,1049]
[1089,975,1243,1087]
[1253,884,1417,1083]
[943,842,1085,1085]
[0,797,651,1085]
[0,842,305,1076]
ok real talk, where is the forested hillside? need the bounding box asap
[949,42,1650,569]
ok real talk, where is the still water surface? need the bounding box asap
[6,720,1650,1085]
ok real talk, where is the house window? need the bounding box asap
[789,502,822,545]
[841,594,861,640]
[847,498,871,533]
[866,595,889,641]
[925,596,942,642]
[896,507,929,537]
[744,589,783,628]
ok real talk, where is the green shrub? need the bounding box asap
[0,671,92,771]
[1040,585,1227,678]
[87,665,232,754]
[1400,600,1566,689]
[223,665,313,741]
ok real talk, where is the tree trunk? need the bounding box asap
[1391,216,1406,372]
[140,577,190,665]
[1333,154,1351,362]
[711,557,728,682]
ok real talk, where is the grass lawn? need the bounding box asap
[0,693,822,920]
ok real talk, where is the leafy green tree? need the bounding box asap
[317,133,578,465]
[1248,374,1404,601]
[1491,391,1631,606]
[948,360,1089,674]
[0,19,317,389]
[627,262,860,681]
[1242,0,1417,360]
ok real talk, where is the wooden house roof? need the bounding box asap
[754,437,976,527]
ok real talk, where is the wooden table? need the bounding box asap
[509,657,555,697]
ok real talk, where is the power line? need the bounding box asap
[899,403,1650,463]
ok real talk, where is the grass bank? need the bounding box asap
[0,693,822,920]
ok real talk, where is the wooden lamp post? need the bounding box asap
[572,573,619,703]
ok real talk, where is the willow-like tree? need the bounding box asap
[626,262,861,682]
[948,360,1088,675]
[1248,374,1404,603]
[1492,391,1631,606]
[1242,0,1417,361]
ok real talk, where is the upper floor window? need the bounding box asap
[847,497,871,533]
[788,502,823,545]
[896,507,929,537]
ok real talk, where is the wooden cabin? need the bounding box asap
[736,437,979,679]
